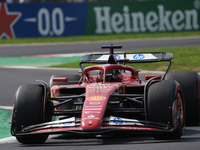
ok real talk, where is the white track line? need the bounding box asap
[0,106,13,110]
[0,137,17,144]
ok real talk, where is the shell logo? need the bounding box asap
[88,96,106,101]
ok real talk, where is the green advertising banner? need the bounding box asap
[86,0,200,35]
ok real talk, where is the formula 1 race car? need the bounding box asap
[11,45,200,144]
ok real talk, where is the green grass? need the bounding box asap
[0,109,12,139]
[1,31,199,72]
[52,47,200,72]
[0,31,200,44]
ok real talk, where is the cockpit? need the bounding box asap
[83,64,138,83]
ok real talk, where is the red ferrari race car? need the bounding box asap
[11,45,200,144]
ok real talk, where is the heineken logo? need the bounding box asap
[94,5,199,34]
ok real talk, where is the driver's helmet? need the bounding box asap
[112,69,120,80]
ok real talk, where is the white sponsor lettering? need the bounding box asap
[94,5,199,34]
[88,115,95,118]
[85,108,102,111]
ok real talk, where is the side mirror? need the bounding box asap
[53,77,68,83]
[145,75,161,80]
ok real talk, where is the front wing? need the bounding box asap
[13,116,175,136]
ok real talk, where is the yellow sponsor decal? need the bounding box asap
[50,87,54,98]
[88,96,106,101]
[123,85,126,94]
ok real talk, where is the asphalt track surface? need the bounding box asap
[0,36,200,57]
[0,37,200,149]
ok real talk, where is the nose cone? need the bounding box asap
[81,94,107,130]
[81,95,106,129]
[81,83,122,130]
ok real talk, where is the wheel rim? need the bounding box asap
[175,93,184,129]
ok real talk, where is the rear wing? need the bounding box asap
[80,52,173,64]
[79,45,173,79]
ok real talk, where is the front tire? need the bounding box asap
[11,85,50,144]
[148,80,185,140]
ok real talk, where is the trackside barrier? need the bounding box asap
[0,3,88,39]
[86,0,200,35]
[0,0,199,39]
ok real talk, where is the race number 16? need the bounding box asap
[38,8,64,36]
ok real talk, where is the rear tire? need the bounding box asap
[11,85,49,144]
[148,80,185,140]
[165,71,200,126]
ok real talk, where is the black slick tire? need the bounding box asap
[11,85,49,144]
[165,71,200,126]
[147,80,185,139]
